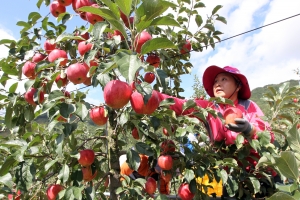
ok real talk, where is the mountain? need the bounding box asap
[250,79,299,116]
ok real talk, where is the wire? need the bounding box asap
[70,13,300,93]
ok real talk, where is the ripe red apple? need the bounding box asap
[74,31,90,43]
[180,40,192,54]
[160,140,175,154]
[46,184,64,200]
[297,123,300,129]
[132,127,139,139]
[86,4,104,25]
[55,74,68,87]
[223,107,243,125]
[89,106,108,126]
[24,88,45,106]
[78,41,93,56]
[296,110,300,115]
[103,80,133,109]
[44,39,56,54]
[72,0,92,12]
[146,54,160,68]
[57,0,72,6]
[78,149,95,167]
[125,16,134,28]
[64,90,70,98]
[145,177,157,195]
[293,98,298,103]
[178,183,195,200]
[82,165,97,182]
[144,72,155,84]
[134,31,152,53]
[158,155,173,170]
[22,61,36,79]
[57,115,67,122]
[48,49,68,67]
[162,128,169,136]
[66,62,89,84]
[32,52,47,63]
[50,1,66,17]
[130,90,160,115]
[83,76,92,86]
[120,11,134,28]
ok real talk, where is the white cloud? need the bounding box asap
[0,27,15,59]
[192,0,300,92]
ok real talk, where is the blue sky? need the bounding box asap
[0,0,300,106]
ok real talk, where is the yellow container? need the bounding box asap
[196,174,223,197]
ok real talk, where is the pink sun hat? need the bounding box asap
[202,65,251,99]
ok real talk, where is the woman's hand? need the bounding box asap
[225,118,253,137]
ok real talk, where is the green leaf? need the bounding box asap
[42,17,48,31]
[75,102,89,120]
[0,39,16,45]
[135,142,154,156]
[9,82,18,93]
[56,33,85,43]
[45,159,58,171]
[195,15,203,27]
[286,123,300,154]
[0,173,13,188]
[274,151,299,180]
[267,192,296,200]
[182,100,196,112]
[92,22,108,41]
[15,162,36,191]
[62,123,78,137]
[184,169,195,183]
[16,21,31,28]
[126,149,140,171]
[36,0,43,8]
[24,106,35,122]
[1,61,18,76]
[116,0,132,16]
[59,103,76,118]
[4,104,13,129]
[35,60,55,73]
[0,156,17,176]
[151,16,180,27]
[249,177,260,194]
[57,13,71,24]
[48,90,64,102]
[212,5,223,15]
[216,16,227,24]
[58,164,70,183]
[275,182,298,193]
[141,38,177,55]
[194,2,205,8]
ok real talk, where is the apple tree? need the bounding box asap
[0,0,294,199]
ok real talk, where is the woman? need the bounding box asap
[158,65,274,145]
[157,65,277,197]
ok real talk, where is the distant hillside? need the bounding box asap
[250,79,299,116]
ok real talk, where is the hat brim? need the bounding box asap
[202,65,251,99]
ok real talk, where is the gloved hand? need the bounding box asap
[225,118,252,137]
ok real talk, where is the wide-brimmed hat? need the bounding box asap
[202,65,251,99]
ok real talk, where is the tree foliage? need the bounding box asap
[0,0,299,200]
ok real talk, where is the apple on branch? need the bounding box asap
[78,149,95,167]
[178,183,195,200]
[46,184,64,200]
[49,1,66,18]
[89,106,108,126]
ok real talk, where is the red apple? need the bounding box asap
[66,62,89,84]
[78,149,95,167]
[130,90,160,115]
[55,74,68,87]
[130,80,141,91]
[160,140,175,154]
[296,110,300,115]
[146,54,160,68]
[103,80,133,109]
[44,39,56,54]
[57,115,67,122]
[162,128,169,136]
[293,98,298,103]
[223,107,243,125]
[57,0,72,6]
[83,76,92,86]
[24,88,45,106]
[134,31,152,53]
[48,49,68,67]
[120,11,134,28]
[50,1,66,17]
[32,52,47,63]
[125,16,134,28]
[132,127,139,139]
[82,165,97,182]
[178,183,195,200]
[22,61,36,79]
[74,31,90,43]
[86,4,104,25]
[180,40,192,54]
[89,106,108,126]
[145,177,157,195]
[46,184,64,200]
[144,72,155,84]
[72,0,92,12]
[64,90,70,98]
[78,41,93,56]
[158,155,173,170]
[297,123,300,129]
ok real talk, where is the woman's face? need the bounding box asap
[213,72,240,100]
